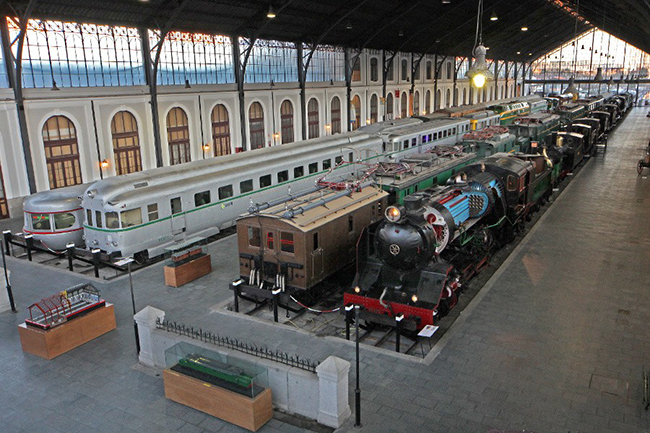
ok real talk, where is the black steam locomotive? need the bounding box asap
[344,152,554,331]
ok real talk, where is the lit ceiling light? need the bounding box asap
[266,5,276,19]
[466,44,493,89]
[516,51,521,54]
[346,22,352,30]
[398,30,404,37]
[521,26,528,31]
[442,0,451,4]
[528,53,532,56]
[490,11,498,21]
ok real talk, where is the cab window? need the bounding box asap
[506,175,518,192]
[86,209,93,226]
[54,213,76,230]
[280,232,294,253]
[31,214,51,231]
[106,212,119,228]
[95,210,103,228]
[248,226,260,247]
[266,232,274,249]
[121,208,142,228]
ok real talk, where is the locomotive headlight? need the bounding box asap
[385,206,401,222]
[354,286,361,293]
[411,294,418,303]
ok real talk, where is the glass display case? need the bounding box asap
[165,342,269,398]
[164,236,208,268]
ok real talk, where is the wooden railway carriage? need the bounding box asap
[237,186,388,292]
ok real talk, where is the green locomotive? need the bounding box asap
[178,353,254,388]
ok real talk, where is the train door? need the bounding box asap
[0,164,8,219]
[311,231,324,279]
[170,197,186,235]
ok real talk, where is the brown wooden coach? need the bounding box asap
[236,185,388,292]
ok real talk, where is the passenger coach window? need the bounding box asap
[335,156,343,165]
[147,204,158,221]
[170,197,182,215]
[240,179,253,193]
[54,213,75,230]
[323,159,331,170]
[95,211,103,228]
[106,212,119,228]
[403,140,408,149]
[433,133,438,140]
[86,209,92,226]
[32,214,51,231]
[294,166,304,178]
[248,227,260,247]
[308,163,318,174]
[411,138,417,147]
[280,232,294,253]
[218,185,233,200]
[194,191,211,207]
[278,171,289,183]
[260,175,272,188]
[121,208,142,227]
[452,127,456,134]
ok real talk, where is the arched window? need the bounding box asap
[211,104,231,157]
[446,89,451,108]
[166,107,191,165]
[426,61,432,80]
[331,97,341,134]
[308,98,319,139]
[435,89,441,111]
[370,94,378,124]
[0,164,9,219]
[42,115,82,189]
[280,100,294,144]
[351,95,361,131]
[401,59,408,81]
[413,91,420,115]
[453,88,459,106]
[352,57,361,82]
[111,111,142,175]
[446,63,452,80]
[400,93,408,118]
[414,63,420,81]
[425,90,431,114]
[386,93,394,120]
[249,102,265,149]
[370,58,379,82]
[386,60,394,81]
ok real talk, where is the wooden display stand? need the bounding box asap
[18,304,116,360]
[163,369,272,432]
[164,254,212,287]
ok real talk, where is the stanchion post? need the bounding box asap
[272,288,281,322]
[232,279,242,313]
[345,304,353,341]
[66,243,75,271]
[395,313,404,353]
[116,257,139,354]
[354,304,362,429]
[92,248,101,278]
[24,234,33,261]
[1,238,16,312]
[3,230,11,256]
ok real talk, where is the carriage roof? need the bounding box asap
[23,183,89,213]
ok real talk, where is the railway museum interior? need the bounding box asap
[0,0,649,432]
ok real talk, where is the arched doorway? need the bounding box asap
[331,97,341,134]
[211,104,231,157]
[413,91,420,115]
[425,90,431,114]
[370,94,378,124]
[166,107,191,165]
[351,95,361,130]
[111,111,142,175]
[42,115,82,189]
[280,100,294,144]
[249,102,265,149]
[400,93,407,118]
[308,98,319,139]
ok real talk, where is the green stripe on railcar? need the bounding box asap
[179,354,254,388]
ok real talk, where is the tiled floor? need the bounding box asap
[1,108,649,433]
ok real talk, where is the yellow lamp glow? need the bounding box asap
[385,206,401,222]
[100,159,109,169]
[472,73,486,88]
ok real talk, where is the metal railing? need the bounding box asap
[155,318,319,373]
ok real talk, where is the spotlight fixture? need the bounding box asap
[521,26,528,31]
[490,11,498,21]
[346,22,352,30]
[266,5,276,19]
[466,0,493,89]
[516,51,521,55]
